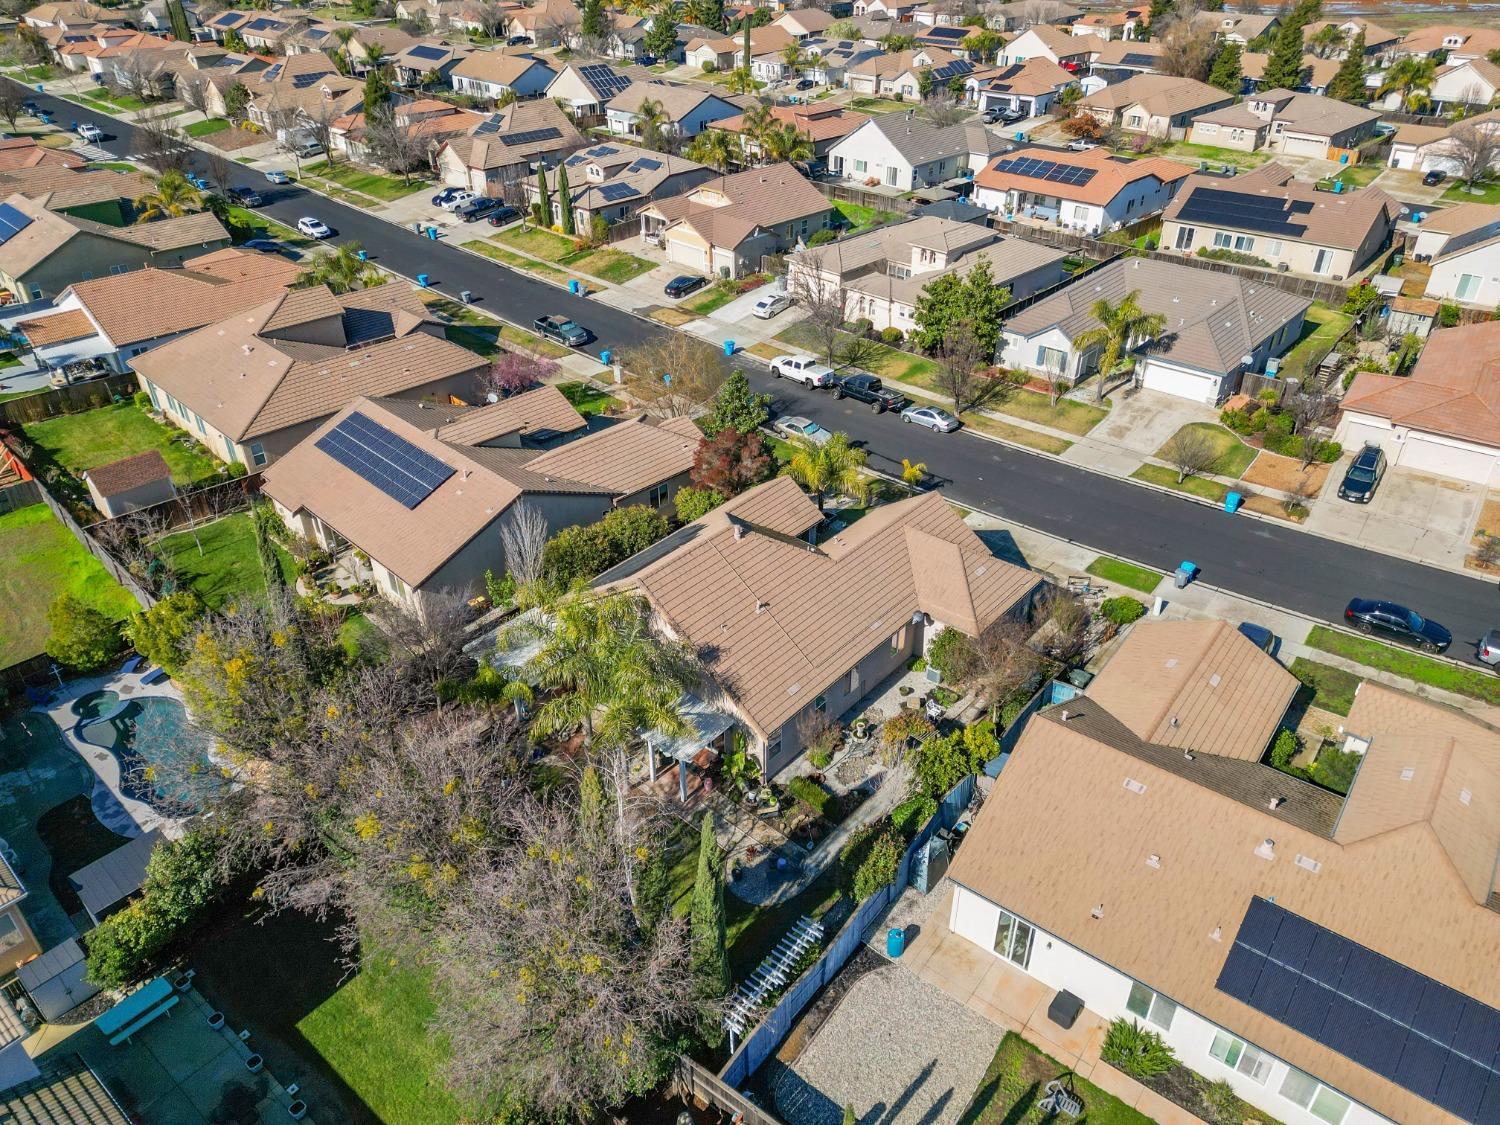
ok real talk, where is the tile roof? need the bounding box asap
[643,162,831,250]
[845,113,1002,167]
[443,98,584,169]
[85,450,172,496]
[686,23,795,57]
[525,414,700,495]
[1400,23,1500,58]
[1012,22,1088,57]
[1239,50,1339,90]
[451,49,553,86]
[18,306,93,346]
[1303,17,1398,48]
[0,163,155,211]
[432,384,589,444]
[0,137,84,173]
[1088,38,1164,68]
[1190,10,1278,39]
[974,143,1191,206]
[846,46,965,81]
[603,477,1040,740]
[713,103,869,144]
[1081,72,1230,117]
[0,1053,130,1125]
[1342,321,1500,449]
[1004,256,1310,377]
[0,194,226,280]
[607,79,732,120]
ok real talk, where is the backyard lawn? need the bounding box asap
[0,503,138,666]
[22,401,221,487]
[157,513,295,610]
[1131,462,1229,503]
[959,1033,1153,1125]
[558,381,620,417]
[1156,422,1256,478]
[833,200,899,231]
[1441,179,1500,205]
[303,160,426,201]
[185,117,231,137]
[1085,555,1161,593]
[1290,658,1360,716]
[1305,626,1500,705]
[1278,303,1353,383]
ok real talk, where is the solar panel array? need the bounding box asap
[930,60,972,81]
[1120,52,1157,66]
[598,182,637,202]
[314,411,454,510]
[498,127,564,147]
[989,155,1098,187]
[0,202,34,246]
[291,72,324,89]
[579,63,634,98]
[1217,897,1500,1124]
[406,43,449,61]
[245,17,277,31]
[261,63,283,83]
[1175,186,1310,238]
[627,157,662,173]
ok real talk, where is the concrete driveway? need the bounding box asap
[1376,167,1450,206]
[1304,466,1485,572]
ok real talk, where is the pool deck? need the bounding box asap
[35,667,193,841]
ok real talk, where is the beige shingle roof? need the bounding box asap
[87,450,171,496]
[643,162,831,251]
[450,50,552,87]
[1081,72,1230,117]
[0,194,226,280]
[1342,321,1500,449]
[442,99,583,170]
[525,415,700,496]
[607,79,736,121]
[433,384,589,445]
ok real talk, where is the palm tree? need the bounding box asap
[1308,24,1345,58]
[636,97,669,151]
[780,41,803,80]
[331,25,356,74]
[785,431,869,507]
[1070,289,1167,403]
[685,128,740,171]
[134,170,202,222]
[761,123,813,164]
[297,241,381,293]
[741,102,774,161]
[1378,56,1436,112]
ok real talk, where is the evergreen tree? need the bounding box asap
[557,161,575,235]
[1327,31,1367,102]
[581,0,606,38]
[1137,0,1172,43]
[536,163,552,227]
[645,2,679,58]
[1207,42,1243,94]
[252,507,283,595]
[742,15,751,70]
[166,0,191,42]
[689,811,730,1044]
[578,765,607,850]
[633,833,671,937]
[362,65,391,113]
[1260,16,1310,91]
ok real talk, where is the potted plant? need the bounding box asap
[245,1054,264,1073]
[207,1011,225,1030]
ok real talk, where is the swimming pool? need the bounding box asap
[73,690,210,815]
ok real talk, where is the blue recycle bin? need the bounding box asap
[357,250,368,261]
[1174,560,1198,589]
[426,226,439,240]
[886,927,905,958]
[568,279,580,295]
[1340,152,1349,164]
[1224,491,1243,514]
[600,349,612,365]
[416,273,429,287]
[723,340,736,356]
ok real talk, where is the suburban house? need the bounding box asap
[1087,39,1164,81]
[163,46,270,117]
[0,137,84,175]
[711,103,869,161]
[1427,58,1500,113]
[946,617,1500,1125]
[999,23,1093,68]
[263,390,701,611]
[1302,17,1398,60]
[1188,90,1379,158]
[1070,7,1144,42]
[972,145,1192,233]
[638,162,835,276]
[507,0,582,46]
[1191,10,1279,45]
[1411,203,1500,306]
[684,24,795,71]
[1398,23,1500,64]
[828,115,1004,192]
[448,51,556,100]
[600,475,1042,779]
[23,1,127,29]
[914,25,977,56]
[1161,165,1398,280]
[999,256,1309,403]
[0,195,229,304]
[243,52,363,141]
[333,99,486,165]
[605,81,747,140]
[1239,51,1339,96]
[390,41,471,88]
[853,0,918,20]
[0,162,154,226]
[1080,73,1234,139]
[84,450,175,519]
[3,247,300,374]
[775,8,837,39]
[1386,108,1500,174]
[800,39,882,86]
[966,56,1076,115]
[530,142,713,228]
[434,100,585,192]
[1338,321,1500,484]
[544,61,651,117]
[983,0,1083,32]
[843,47,974,97]
[786,214,1068,334]
[130,281,487,470]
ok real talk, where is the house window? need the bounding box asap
[1279,1069,1351,1125]
[1234,234,1254,252]
[1175,225,1195,249]
[648,482,669,506]
[1213,231,1233,248]
[1036,345,1067,372]
[1457,272,1483,301]
[848,666,859,694]
[193,412,206,435]
[1313,248,1333,275]
[993,907,1034,967]
[813,693,827,713]
[1210,1032,1273,1084]
[387,570,407,597]
[766,732,782,764]
[128,345,148,358]
[249,441,267,467]
[1125,982,1178,1030]
[890,625,907,651]
[1265,240,1283,256]
[1127,114,1143,128]
[854,158,868,173]
[1073,204,1089,221]
[146,383,160,409]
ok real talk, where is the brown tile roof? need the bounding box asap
[525,415,700,495]
[975,144,1190,207]
[687,23,795,58]
[1304,17,1398,49]
[1342,321,1500,448]
[1162,164,1397,250]
[86,450,171,496]
[433,384,588,445]
[1420,201,1500,237]
[713,104,868,144]
[18,307,93,346]
[0,196,222,280]
[1088,38,1163,67]
[948,671,1500,1125]
[1081,72,1230,117]
[451,50,552,87]
[643,162,831,251]
[0,138,84,173]
[969,57,1074,97]
[1239,50,1339,90]
[607,79,734,121]
[604,478,1039,741]
[1400,23,1500,58]
[1013,22,1087,57]
[0,163,154,211]
[442,99,583,169]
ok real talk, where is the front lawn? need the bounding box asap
[303,159,427,201]
[960,1032,1153,1125]
[1305,626,1500,705]
[67,89,147,111]
[993,388,1107,436]
[682,286,737,316]
[1278,303,1353,383]
[959,411,1072,454]
[1318,162,1383,190]
[849,97,909,113]
[559,246,656,283]
[1085,555,1161,593]
[1131,462,1230,503]
[22,401,222,486]
[1290,657,1360,716]
[1155,422,1256,478]
[156,513,295,610]
[185,117,231,137]
[1157,140,1270,169]
[558,381,619,417]
[1441,179,1500,205]
[0,503,139,666]
[493,225,580,262]
[463,238,568,280]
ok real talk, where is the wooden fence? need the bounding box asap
[809,178,919,216]
[673,1058,784,1125]
[30,475,155,612]
[83,473,263,536]
[0,373,138,425]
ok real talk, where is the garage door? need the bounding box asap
[1280,134,1329,158]
[1395,434,1499,484]
[1142,362,1220,405]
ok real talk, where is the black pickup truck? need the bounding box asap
[831,371,910,412]
[534,315,592,348]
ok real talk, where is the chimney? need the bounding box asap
[1183,750,1195,761]
[734,521,746,539]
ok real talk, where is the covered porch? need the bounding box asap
[640,693,739,804]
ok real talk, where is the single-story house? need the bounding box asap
[1080,73,1234,139]
[1188,89,1380,158]
[263,389,701,612]
[983,0,1083,33]
[449,50,556,100]
[1338,321,1500,484]
[390,40,471,88]
[1070,7,1144,42]
[999,256,1310,404]
[507,0,581,47]
[434,99,585,192]
[1190,10,1279,45]
[84,450,175,518]
[712,103,869,161]
[1399,23,1500,64]
[1239,50,1339,95]
[800,39,882,87]
[684,24,795,71]
[532,142,712,228]
[775,8,837,39]
[605,80,747,140]
[131,282,487,470]
[972,144,1192,233]
[998,23,1093,69]
[828,115,1004,192]
[1412,203,1500,305]
[966,56,1076,115]
[332,99,487,166]
[1087,38,1164,80]
[1387,108,1500,176]
[843,47,973,97]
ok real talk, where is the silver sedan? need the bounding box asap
[901,405,962,433]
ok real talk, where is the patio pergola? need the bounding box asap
[642,694,737,802]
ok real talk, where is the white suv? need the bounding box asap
[769,353,835,387]
[440,190,478,212]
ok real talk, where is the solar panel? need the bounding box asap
[585,144,620,157]
[246,17,276,31]
[629,157,662,171]
[261,63,283,83]
[407,44,448,61]
[315,411,454,510]
[1176,186,1309,238]
[989,156,1096,189]
[498,127,563,147]
[598,182,636,202]
[1120,52,1156,67]
[291,72,324,89]
[1217,897,1500,1122]
[0,202,34,245]
[579,62,633,97]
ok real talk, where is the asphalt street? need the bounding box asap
[27,81,1500,664]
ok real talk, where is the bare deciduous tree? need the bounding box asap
[133,106,194,173]
[1163,425,1221,483]
[0,84,24,132]
[1290,389,1335,435]
[176,73,210,115]
[1445,121,1500,189]
[1034,586,1089,665]
[499,501,549,588]
[364,110,428,181]
[303,101,339,165]
[1156,13,1217,81]
[788,248,850,365]
[110,53,168,102]
[474,0,509,37]
[965,617,1045,722]
[934,319,1016,414]
[621,331,728,417]
[921,94,968,127]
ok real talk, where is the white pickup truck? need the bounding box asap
[769,354,836,387]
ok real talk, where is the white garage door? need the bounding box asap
[1395,434,1499,484]
[1280,134,1330,158]
[1141,362,1220,405]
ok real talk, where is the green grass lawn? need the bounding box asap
[849,96,909,113]
[66,89,147,111]
[156,513,295,610]
[833,200,899,231]
[1156,422,1256,478]
[494,225,579,262]
[1279,302,1354,383]
[558,381,619,416]
[0,503,139,666]
[1157,140,1270,169]
[559,246,656,284]
[1441,179,1500,205]
[463,239,567,280]
[992,388,1108,436]
[960,1033,1153,1125]
[726,865,842,980]
[185,117,231,137]
[1319,161,1383,190]
[1305,626,1500,705]
[1085,555,1161,593]
[1131,462,1229,503]
[959,411,1073,455]
[22,402,221,487]
[682,287,737,316]
[1290,657,1360,716]
[303,160,426,201]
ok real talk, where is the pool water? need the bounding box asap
[73,690,210,814]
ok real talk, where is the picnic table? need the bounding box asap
[94,975,178,1046]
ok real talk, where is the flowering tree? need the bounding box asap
[480,352,559,398]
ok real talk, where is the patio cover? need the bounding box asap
[643,694,735,764]
[70,830,162,923]
[463,609,548,683]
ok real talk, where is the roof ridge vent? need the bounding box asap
[1255,838,1276,860]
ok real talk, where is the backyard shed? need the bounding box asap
[69,829,162,927]
[83,450,174,519]
[16,938,99,1022]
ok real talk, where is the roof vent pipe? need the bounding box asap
[1268,796,1285,810]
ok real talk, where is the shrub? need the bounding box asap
[124,591,204,673]
[890,793,937,839]
[807,227,837,246]
[1439,302,1461,327]
[839,820,901,900]
[1270,728,1301,770]
[700,59,717,72]
[1101,1018,1177,1080]
[926,626,970,682]
[226,461,248,478]
[674,486,723,523]
[46,594,121,671]
[541,505,671,585]
[1264,410,1293,437]
[133,390,154,410]
[1314,440,1342,463]
[1220,407,1257,435]
[788,775,832,816]
[1099,596,1146,626]
[1342,282,1381,317]
[912,722,995,799]
[850,317,874,338]
[808,747,832,769]
[1201,1079,1240,1125]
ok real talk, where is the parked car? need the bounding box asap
[665,274,708,298]
[999,108,1027,123]
[832,371,909,412]
[796,78,815,90]
[485,206,522,227]
[291,139,324,158]
[1423,169,1447,187]
[22,102,38,117]
[534,315,591,347]
[773,415,832,445]
[297,216,333,239]
[981,108,1001,123]
[1236,622,1275,653]
[77,122,103,142]
[1480,629,1500,667]
[241,238,283,254]
[901,405,961,432]
[227,186,264,206]
[1066,139,1098,152]
[1338,444,1385,503]
[431,186,464,207]
[457,197,505,221]
[752,292,792,319]
[1343,598,1452,653]
[507,34,532,44]
[769,353,835,387]
[265,169,291,185]
[440,190,479,212]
